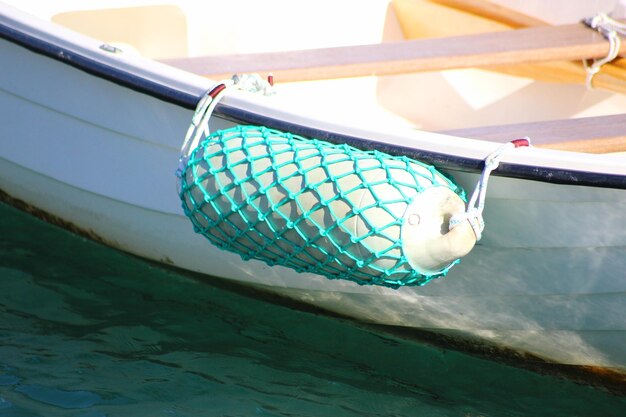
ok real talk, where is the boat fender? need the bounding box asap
[178,125,473,288]
[177,77,529,288]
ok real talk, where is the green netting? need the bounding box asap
[179,125,466,288]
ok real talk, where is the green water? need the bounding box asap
[0,201,623,417]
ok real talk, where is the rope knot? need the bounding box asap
[448,138,530,242]
[449,208,484,241]
[176,74,275,194]
[582,13,625,89]
[231,74,275,96]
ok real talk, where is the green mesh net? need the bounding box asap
[179,125,466,288]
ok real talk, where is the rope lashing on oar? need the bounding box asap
[582,13,626,89]
[176,74,531,287]
[449,138,531,242]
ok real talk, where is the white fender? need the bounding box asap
[401,187,477,274]
[181,126,475,285]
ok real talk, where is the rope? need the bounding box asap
[176,74,274,193]
[449,138,530,241]
[582,13,625,89]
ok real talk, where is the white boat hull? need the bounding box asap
[1,1,625,387]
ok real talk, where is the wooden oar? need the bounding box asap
[161,22,624,83]
[408,0,626,93]
[439,113,626,153]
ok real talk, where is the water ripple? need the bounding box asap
[0,202,624,416]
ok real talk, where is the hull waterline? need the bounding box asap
[1,0,625,391]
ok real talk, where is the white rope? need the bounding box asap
[176,74,274,193]
[449,138,530,241]
[583,13,624,89]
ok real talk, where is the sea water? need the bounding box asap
[0,201,624,417]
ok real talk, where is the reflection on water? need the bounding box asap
[0,201,624,417]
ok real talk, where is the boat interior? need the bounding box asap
[7,0,626,154]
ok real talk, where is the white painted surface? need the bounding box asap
[1,1,625,372]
